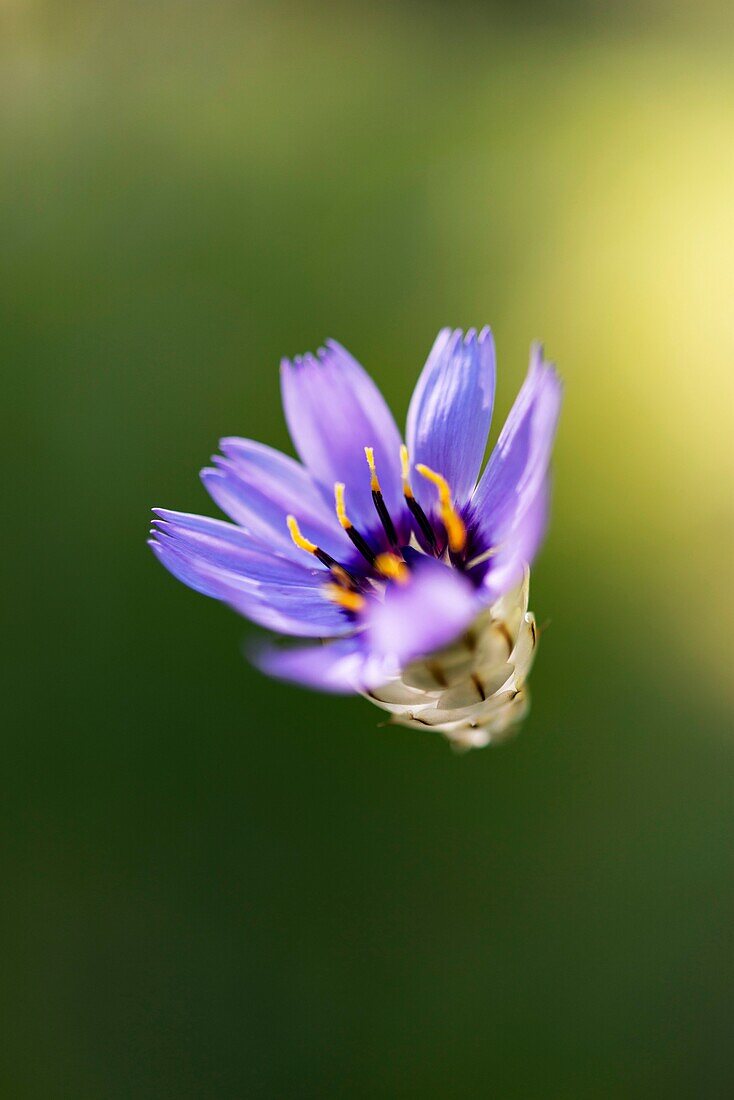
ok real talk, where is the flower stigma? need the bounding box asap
[333,482,377,565]
[415,464,467,552]
[286,513,360,587]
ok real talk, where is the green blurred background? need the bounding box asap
[3,1,734,1096]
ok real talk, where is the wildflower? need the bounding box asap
[150,329,561,748]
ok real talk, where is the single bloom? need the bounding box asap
[150,328,562,749]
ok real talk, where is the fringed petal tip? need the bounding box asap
[280,335,405,534]
[528,341,563,394]
[280,338,359,372]
[406,325,496,510]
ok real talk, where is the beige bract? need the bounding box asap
[364,571,537,750]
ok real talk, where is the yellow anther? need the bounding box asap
[374,552,409,584]
[399,444,413,497]
[334,482,351,529]
[324,584,365,613]
[443,512,467,553]
[415,464,467,553]
[415,464,451,506]
[286,514,317,555]
[364,446,380,492]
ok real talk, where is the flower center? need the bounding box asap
[286,445,467,615]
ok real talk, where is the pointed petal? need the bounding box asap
[471,344,561,536]
[363,558,481,666]
[406,327,496,510]
[280,340,405,536]
[149,533,350,637]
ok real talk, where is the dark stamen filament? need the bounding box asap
[317,551,361,588]
[400,445,438,552]
[364,448,398,548]
[345,525,376,565]
[334,482,377,566]
[405,494,438,552]
[286,515,361,587]
[372,490,398,547]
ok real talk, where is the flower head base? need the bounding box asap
[365,570,535,751]
[150,328,561,749]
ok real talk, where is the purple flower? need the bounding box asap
[150,329,561,748]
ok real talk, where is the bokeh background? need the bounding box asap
[3,1,734,1095]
